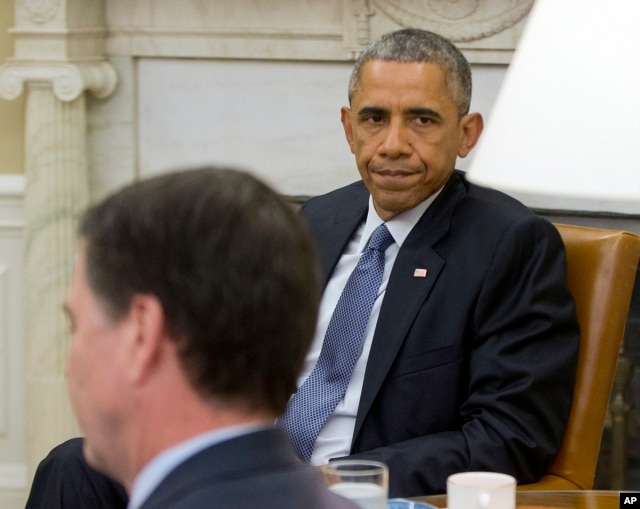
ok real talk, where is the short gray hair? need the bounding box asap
[348,28,472,117]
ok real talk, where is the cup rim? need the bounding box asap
[321,459,388,476]
[447,471,516,487]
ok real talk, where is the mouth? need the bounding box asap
[372,168,419,181]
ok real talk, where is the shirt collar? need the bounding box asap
[358,187,443,252]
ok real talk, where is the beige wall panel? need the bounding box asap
[0,0,24,175]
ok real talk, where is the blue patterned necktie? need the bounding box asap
[279,223,395,461]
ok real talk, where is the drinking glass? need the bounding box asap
[321,460,388,509]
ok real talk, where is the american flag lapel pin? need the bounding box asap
[413,268,428,278]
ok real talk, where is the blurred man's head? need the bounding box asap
[64,167,321,485]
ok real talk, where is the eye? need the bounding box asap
[357,108,387,125]
[364,114,384,124]
[415,116,434,125]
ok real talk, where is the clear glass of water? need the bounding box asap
[321,460,388,509]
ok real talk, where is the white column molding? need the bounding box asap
[1,0,116,484]
[0,175,27,509]
[0,61,117,102]
[22,86,88,476]
[15,0,62,24]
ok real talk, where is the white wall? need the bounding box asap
[137,59,507,197]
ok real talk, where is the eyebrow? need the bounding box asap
[357,106,443,121]
[357,106,386,118]
[406,107,443,120]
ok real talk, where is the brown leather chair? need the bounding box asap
[519,223,640,490]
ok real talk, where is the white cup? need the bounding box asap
[321,460,388,509]
[447,472,516,509]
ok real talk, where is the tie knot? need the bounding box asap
[367,223,394,252]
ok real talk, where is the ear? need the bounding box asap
[340,106,356,155]
[123,294,168,385]
[457,112,484,158]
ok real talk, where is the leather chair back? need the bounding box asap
[520,223,640,490]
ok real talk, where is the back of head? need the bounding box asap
[79,167,321,416]
[348,28,472,116]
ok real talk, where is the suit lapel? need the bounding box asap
[352,172,467,442]
[312,186,369,286]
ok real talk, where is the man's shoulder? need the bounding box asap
[434,171,564,260]
[298,181,368,231]
[451,170,550,229]
[302,181,368,211]
[146,457,359,509]
[453,170,531,214]
[142,428,360,509]
[297,172,549,234]
[301,173,532,218]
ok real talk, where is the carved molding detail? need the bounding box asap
[349,0,375,46]
[0,61,117,102]
[17,0,61,24]
[370,0,533,42]
[428,0,478,19]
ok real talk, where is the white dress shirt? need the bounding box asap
[303,192,440,465]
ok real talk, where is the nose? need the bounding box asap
[378,120,412,158]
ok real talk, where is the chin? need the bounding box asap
[376,191,416,210]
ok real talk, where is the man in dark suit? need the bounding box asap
[297,172,578,495]
[25,28,579,505]
[26,168,358,509]
[280,27,579,496]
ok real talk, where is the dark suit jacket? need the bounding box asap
[301,171,580,497]
[139,428,359,509]
[25,437,129,509]
[25,430,359,509]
